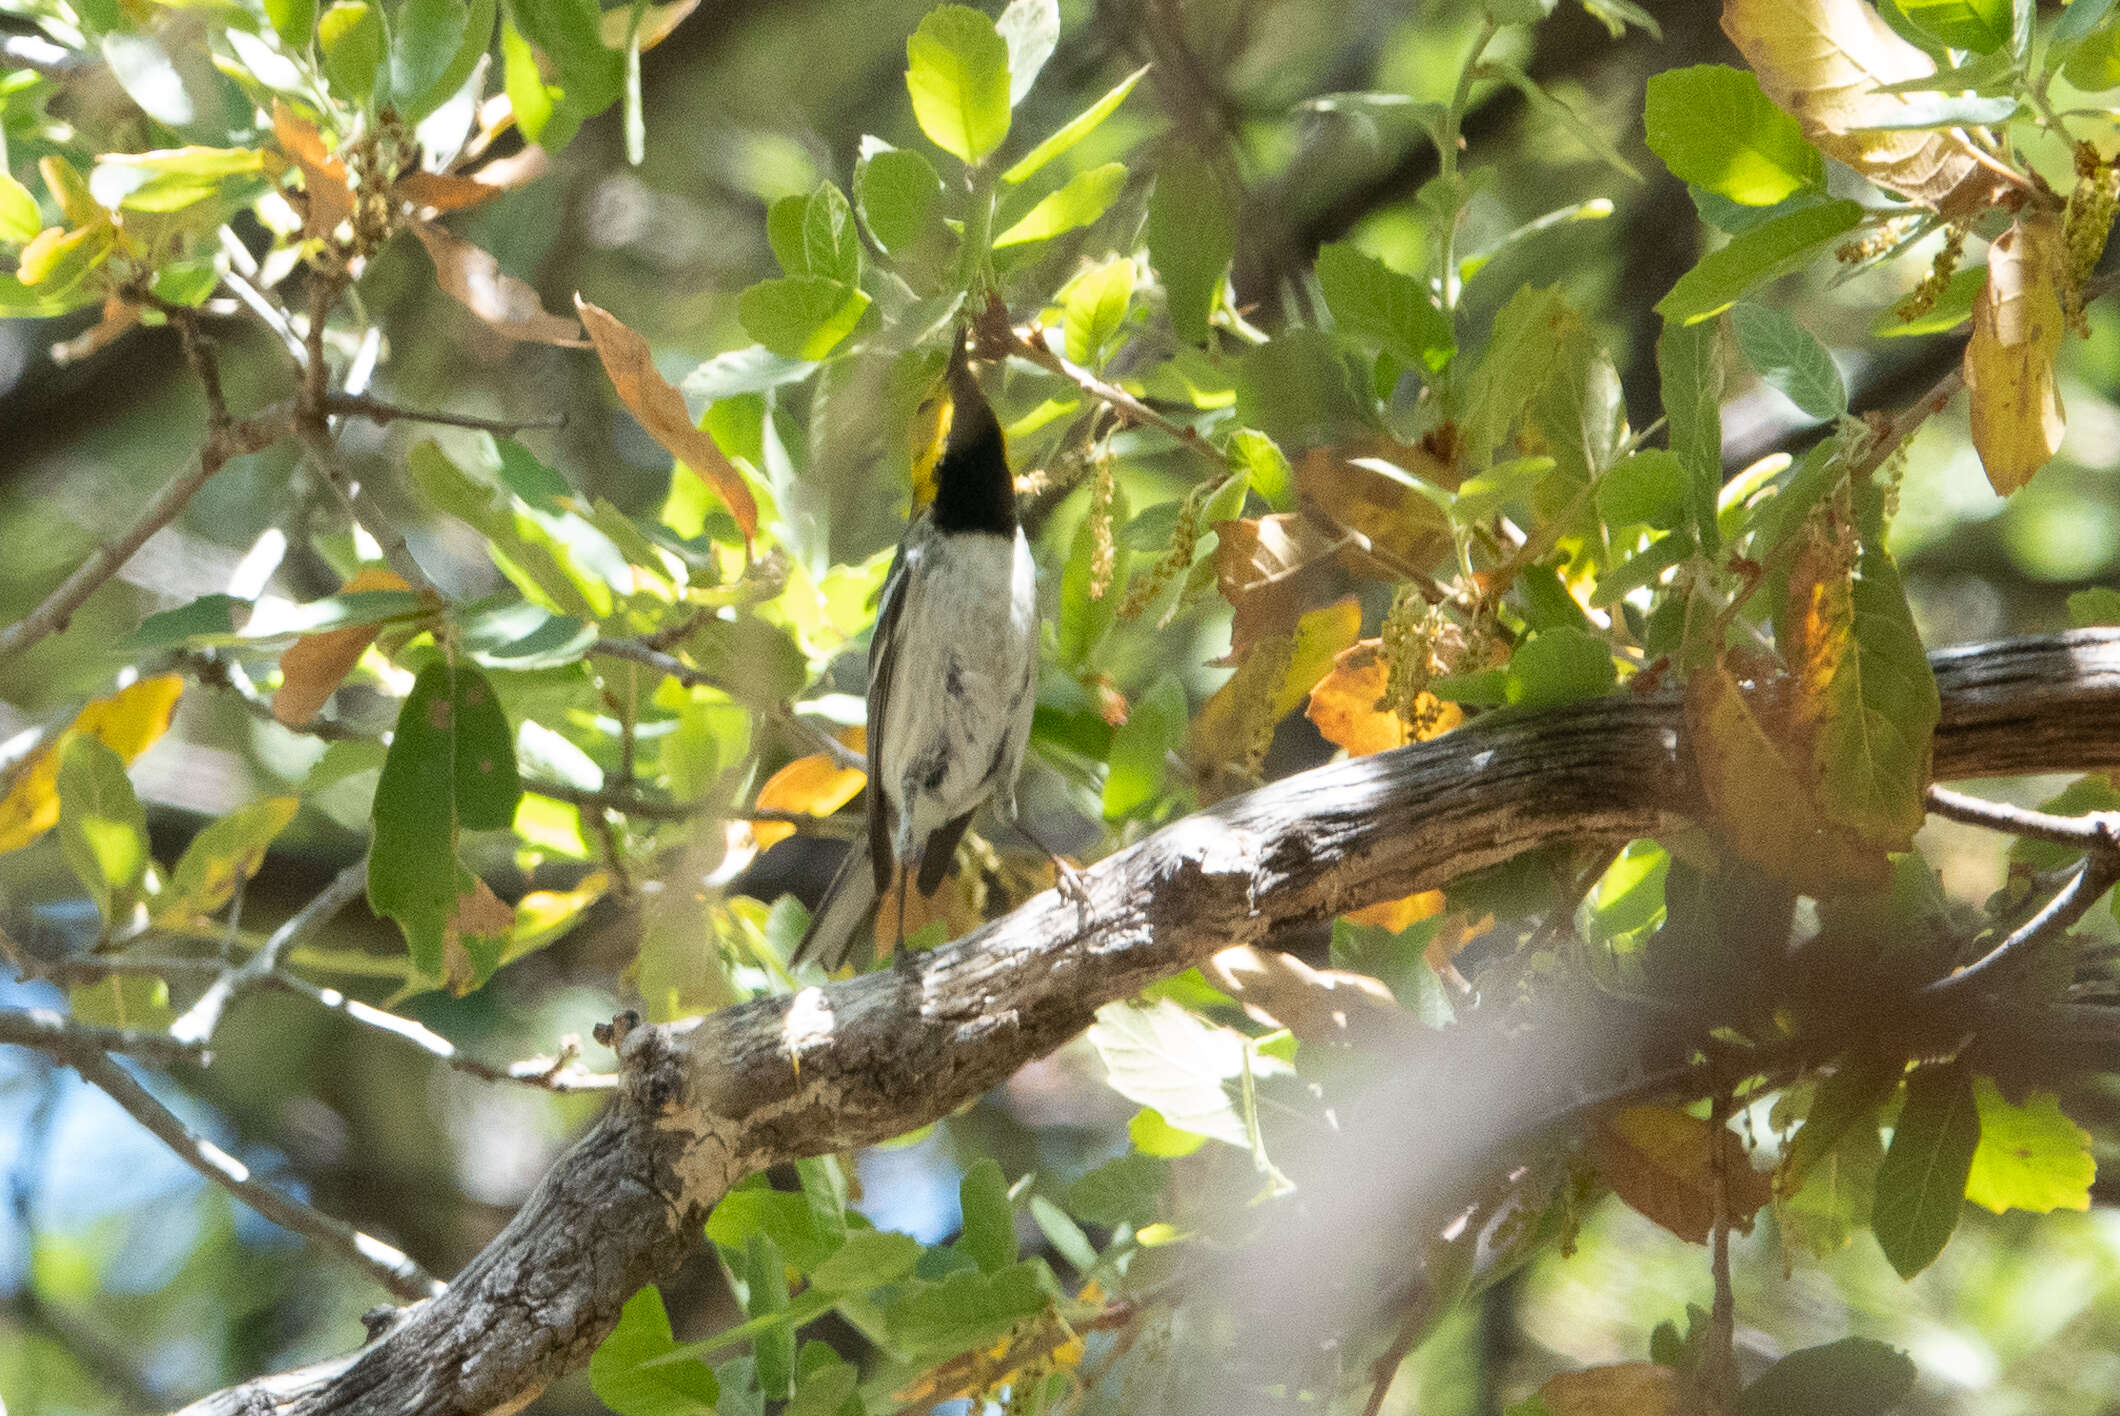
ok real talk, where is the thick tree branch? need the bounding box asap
[178,631,2120,1416]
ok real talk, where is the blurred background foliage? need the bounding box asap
[0,0,2117,1412]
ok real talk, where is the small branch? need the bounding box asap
[272,973,617,1092]
[0,408,288,666]
[296,420,437,593]
[975,303,1220,466]
[170,860,370,1046]
[1926,783,2120,848]
[1701,1088,1738,1416]
[171,307,233,434]
[0,1006,207,1068]
[1923,851,2120,1000]
[61,1046,443,1301]
[523,776,858,835]
[591,639,865,771]
[324,394,568,435]
[183,650,374,742]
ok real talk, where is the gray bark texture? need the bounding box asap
[178,630,2120,1416]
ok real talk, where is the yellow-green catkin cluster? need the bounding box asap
[2064,142,2118,335]
[1086,453,1117,600]
[1379,583,1453,733]
[1117,479,1207,623]
[1839,213,1920,267]
[1895,223,1967,325]
[1877,441,1910,531]
[1237,636,1295,777]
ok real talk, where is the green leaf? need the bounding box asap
[103,32,239,138]
[1896,0,2013,52]
[904,5,1012,166]
[93,147,267,214]
[590,1287,719,1416]
[1731,304,1846,421]
[392,0,493,122]
[1332,916,1454,1023]
[1087,998,1254,1147]
[810,1229,920,1293]
[1063,256,1135,368]
[1873,264,1986,338]
[500,18,563,145]
[161,797,300,922]
[1128,1105,1205,1157]
[1066,1152,1169,1229]
[367,660,522,978]
[1315,242,1454,373]
[2053,0,2120,49]
[1656,199,1865,325]
[1146,154,1233,345]
[1872,1060,1978,1279]
[0,173,40,245]
[1227,427,1294,511]
[1810,547,1938,845]
[736,276,870,361]
[995,0,1058,107]
[1643,65,1824,206]
[705,1188,839,1273]
[1736,1337,1916,1416]
[266,0,318,48]
[1103,673,1186,820]
[882,1261,1053,1362]
[1964,1076,2095,1214]
[746,1233,793,1399]
[992,160,1126,247]
[125,593,245,650]
[318,1,385,104]
[151,255,222,308]
[1505,628,1616,710]
[956,1158,1016,1274]
[1056,485,1127,667]
[1656,316,1725,553]
[1003,64,1147,185]
[801,182,861,286]
[1480,61,1640,182]
[1597,450,1689,531]
[17,222,113,295]
[56,736,149,921]
[2068,585,2120,627]
[855,144,942,256]
[784,1357,857,1416]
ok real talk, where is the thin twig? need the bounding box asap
[271,974,617,1091]
[183,650,375,741]
[325,394,568,435]
[170,860,370,1045]
[0,408,289,666]
[0,1006,208,1067]
[61,1046,443,1301]
[1926,783,2120,848]
[1701,1088,1738,1415]
[981,312,1220,466]
[591,639,865,771]
[1923,851,2120,1000]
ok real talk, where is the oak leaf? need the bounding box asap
[1965,213,2067,494]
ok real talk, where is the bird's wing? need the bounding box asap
[863,530,917,894]
[789,834,880,970]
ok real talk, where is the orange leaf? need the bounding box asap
[574,295,761,542]
[394,148,550,214]
[1345,889,1443,932]
[1587,1103,1773,1245]
[752,730,866,849]
[1536,1362,1686,1416]
[271,101,354,238]
[0,675,183,853]
[273,569,413,727]
[1307,640,1409,755]
[1965,213,2067,495]
[412,221,587,347]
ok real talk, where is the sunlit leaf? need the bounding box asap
[1872,1060,1977,1278]
[1643,65,1824,206]
[274,568,417,726]
[905,5,1012,166]
[590,1286,719,1416]
[159,797,301,924]
[993,161,1126,247]
[1964,1077,2095,1215]
[0,676,183,856]
[1964,214,2066,494]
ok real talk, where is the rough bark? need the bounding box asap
[179,630,2120,1416]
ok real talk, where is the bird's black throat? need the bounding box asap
[927,406,1017,536]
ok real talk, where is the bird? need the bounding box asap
[791,331,1041,972]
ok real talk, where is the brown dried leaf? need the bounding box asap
[1211,513,1345,657]
[274,569,413,727]
[51,297,141,365]
[1586,1104,1773,1245]
[1537,1363,1687,1416]
[575,295,760,542]
[394,148,550,214]
[441,875,516,995]
[412,220,587,347]
[1965,213,2067,494]
[271,101,354,239]
[598,0,699,50]
[1200,944,1405,1043]
[1721,0,1995,213]
[1295,446,1454,577]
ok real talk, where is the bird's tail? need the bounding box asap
[790,842,880,972]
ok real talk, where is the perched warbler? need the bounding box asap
[792,332,1040,971]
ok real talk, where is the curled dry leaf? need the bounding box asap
[271,101,354,239]
[1721,0,1995,213]
[412,220,587,347]
[274,568,415,727]
[1965,214,2067,495]
[1587,1103,1774,1245]
[574,295,761,543]
[394,147,550,214]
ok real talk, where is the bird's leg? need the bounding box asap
[891,859,915,973]
[1006,800,1091,912]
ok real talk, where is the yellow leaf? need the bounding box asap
[1537,1362,1686,1416]
[1305,638,1462,757]
[574,295,760,542]
[0,676,184,854]
[1192,597,1363,777]
[1346,889,1444,932]
[1720,0,1993,212]
[1587,1104,1773,1245]
[752,728,866,849]
[274,568,412,726]
[1965,213,2067,495]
